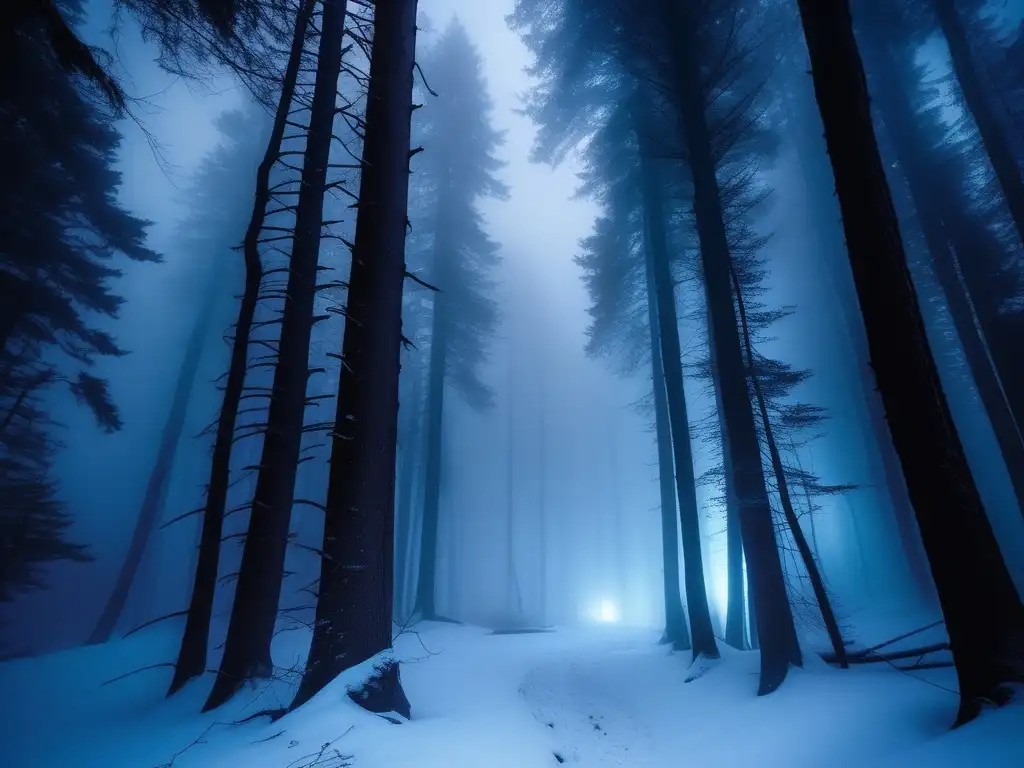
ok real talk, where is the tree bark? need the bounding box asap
[639,144,718,660]
[931,0,1024,243]
[797,0,1024,726]
[166,0,315,696]
[204,0,346,711]
[289,0,417,716]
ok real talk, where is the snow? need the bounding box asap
[1,621,1021,767]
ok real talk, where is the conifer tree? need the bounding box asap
[411,20,505,621]
[797,0,1024,726]
[1,0,157,603]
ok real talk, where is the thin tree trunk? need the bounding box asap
[505,357,524,623]
[414,235,449,621]
[394,362,423,619]
[167,0,315,696]
[707,303,747,649]
[608,419,628,616]
[931,0,1024,243]
[289,0,417,717]
[204,0,346,712]
[796,0,1024,726]
[644,248,689,649]
[731,267,847,668]
[669,13,800,691]
[537,363,548,625]
[88,272,220,645]
[639,141,719,660]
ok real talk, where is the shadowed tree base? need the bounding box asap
[659,628,692,652]
[203,659,273,712]
[347,659,412,719]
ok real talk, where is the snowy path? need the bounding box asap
[520,644,666,765]
[1,621,1021,767]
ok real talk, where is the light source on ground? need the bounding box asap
[711,558,729,622]
[598,599,620,623]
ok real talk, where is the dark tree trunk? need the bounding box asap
[707,304,747,649]
[87,275,220,645]
[289,0,417,716]
[731,268,847,668]
[394,361,423,619]
[204,0,346,712]
[537,365,548,625]
[867,36,1024,517]
[413,242,449,621]
[644,243,689,650]
[505,358,524,623]
[167,0,314,696]
[639,146,719,660]
[797,0,1024,726]
[669,16,801,692]
[931,0,1024,243]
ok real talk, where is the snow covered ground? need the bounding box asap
[0,620,1021,767]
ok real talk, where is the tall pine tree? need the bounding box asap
[412,19,505,621]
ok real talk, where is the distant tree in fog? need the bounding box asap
[0,0,157,604]
[512,0,806,689]
[572,105,695,652]
[87,108,274,649]
[411,19,505,622]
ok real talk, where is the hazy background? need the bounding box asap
[8,0,1024,654]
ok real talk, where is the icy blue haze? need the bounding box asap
[1,0,1024,764]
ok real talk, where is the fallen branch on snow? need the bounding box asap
[821,641,949,665]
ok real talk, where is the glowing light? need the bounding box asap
[598,599,620,623]
[711,559,729,622]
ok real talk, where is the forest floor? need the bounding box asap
[0,617,1021,766]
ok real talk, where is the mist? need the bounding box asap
[3,0,1024,764]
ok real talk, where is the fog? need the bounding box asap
[8,0,1024,762]
[4,0,1024,698]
